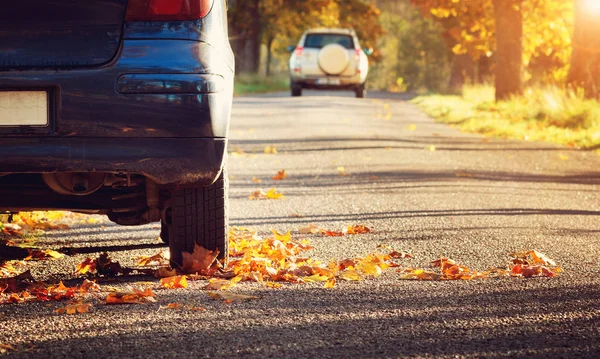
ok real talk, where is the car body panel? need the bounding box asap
[0,0,233,191]
[0,0,128,69]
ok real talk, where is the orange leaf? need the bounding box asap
[55,302,90,315]
[160,276,188,289]
[105,287,155,305]
[346,225,372,235]
[272,170,287,180]
[76,258,97,275]
[181,244,219,273]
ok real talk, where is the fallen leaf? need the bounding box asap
[160,275,188,289]
[252,177,262,183]
[165,303,183,309]
[264,146,278,154]
[181,244,219,273]
[154,267,178,278]
[428,145,436,152]
[105,287,155,305]
[76,258,96,275]
[324,277,336,288]
[337,167,350,176]
[55,302,90,315]
[346,225,371,235]
[339,269,363,281]
[137,251,169,267]
[299,224,322,234]
[559,154,569,161]
[203,278,237,290]
[406,124,417,131]
[272,170,287,181]
[248,188,284,200]
[207,291,259,302]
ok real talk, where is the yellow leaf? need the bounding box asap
[203,278,237,291]
[271,229,291,242]
[264,146,278,154]
[266,188,284,199]
[406,124,417,131]
[339,269,363,281]
[559,154,568,161]
[428,145,436,152]
[324,277,336,288]
[265,282,282,288]
[303,274,330,282]
[252,177,262,183]
[357,262,382,277]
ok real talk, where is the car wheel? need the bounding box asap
[291,84,302,97]
[159,219,169,244]
[355,84,366,98]
[168,166,228,268]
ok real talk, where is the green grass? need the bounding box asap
[412,85,600,151]
[234,73,290,96]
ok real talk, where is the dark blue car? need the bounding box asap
[0,0,234,266]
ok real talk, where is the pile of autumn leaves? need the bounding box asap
[1,216,562,314]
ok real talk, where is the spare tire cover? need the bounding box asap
[318,44,350,75]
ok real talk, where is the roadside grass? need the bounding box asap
[412,85,600,151]
[234,73,289,96]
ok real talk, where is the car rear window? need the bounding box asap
[304,34,355,49]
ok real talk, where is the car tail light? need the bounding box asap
[126,0,214,21]
[295,47,304,57]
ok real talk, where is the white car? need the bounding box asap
[288,28,371,98]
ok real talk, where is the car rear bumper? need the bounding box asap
[292,75,363,89]
[0,137,226,187]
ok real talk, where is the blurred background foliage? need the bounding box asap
[228,0,598,101]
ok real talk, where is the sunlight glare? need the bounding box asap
[583,0,600,14]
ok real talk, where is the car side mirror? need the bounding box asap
[287,45,296,53]
[363,47,374,56]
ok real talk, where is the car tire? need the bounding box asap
[355,84,366,98]
[160,220,169,244]
[168,166,228,269]
[291,84,302,97]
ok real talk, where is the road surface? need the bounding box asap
[2,90,600,358]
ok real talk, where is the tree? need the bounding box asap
[410,0,573,99]
[492,0,523,100]
[568,0,600,99]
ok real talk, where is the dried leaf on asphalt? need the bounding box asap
[55,301,90,315]
[137,250,169,267]
[511,250,556,266]
[165,303,183,309]
[160,276,188,289]
[324,277,336,288]
[252,177,262,183]
[0,343,16,353]
[320,229,345,237]
[154,267,178,278]
[339,270,363,281]
[203,278,238,290]
[105,287,155,305]
[337,167,350,176]
[181,244,219,273]
[207,291,259,303]
[248,188,284,200]
[76,258,97,275]
[346,225,372,235]
[25,248,64,260]
[272,170,287,180]
[264,146,278,154]
[299,224,322,234]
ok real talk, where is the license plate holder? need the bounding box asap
[316,78,341,85]
[0,91,49,127]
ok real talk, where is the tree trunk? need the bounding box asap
[231,0,261,74]
[265,37,274,77]
[492,0,523,101]
[568,0,600,99]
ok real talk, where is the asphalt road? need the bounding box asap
[2,90,600,358]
